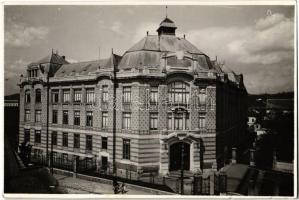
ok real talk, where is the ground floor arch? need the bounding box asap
[169,142,190,171]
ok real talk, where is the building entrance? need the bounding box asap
[169,142,190,171]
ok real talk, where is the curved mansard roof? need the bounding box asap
[24,17,245,89]
[118,34,211,70]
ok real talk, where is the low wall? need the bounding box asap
[274,161,293,174]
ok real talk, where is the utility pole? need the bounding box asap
[112,49,118,193]
[46,71,49,168]
[180,142,184,195]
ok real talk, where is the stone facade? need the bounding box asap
[18,17,247,178]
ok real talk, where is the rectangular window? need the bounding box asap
[52,90,59,103]
[35,110,41,122]
[185,113,190,130]
[34,130,41,143]
[168,113,172,130]
[35,89,41,103]
[150,87,158,103]
[86,111,93,126]
[63,110,68,125]
[52,110,58,124]
[74,89,82,103]
[174,113,183,130]
[199,116,206,128]
[62,132,68,147]
[74,134,80,148]
[86,135,92,151]
[122,139,130,160]
[101,137,107,150]
[63,90,70,103]
[102,112,108,128]
[122,112,131,129]
[74,111,80,126]
[123,86,131,103]
[25,109,30,121]
[24,129,30,143]
[52,131,57,145]
[86,88,95,104]
[25,90,31,103]
[150,113,158,130]
[102,85,109,103]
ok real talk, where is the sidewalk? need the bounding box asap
[54,174,155,195]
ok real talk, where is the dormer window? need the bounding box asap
[28,69,38,78]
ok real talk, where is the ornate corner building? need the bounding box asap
[18,17,248,178]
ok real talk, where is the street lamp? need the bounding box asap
[111,49,118,193]
[180,142,184,195]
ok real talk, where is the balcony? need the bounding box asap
[161,128,206,136]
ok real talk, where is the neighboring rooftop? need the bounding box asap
[55,54,121,77]
[28,52,69,67]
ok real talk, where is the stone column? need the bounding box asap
[73,155,78,178]
[172,113,175,130]
[190,142,194,171]
[70,86,74,104]
[159,140,169,175]
[82,85,86,104]
[209,162,217,195]
[58,86,62,103]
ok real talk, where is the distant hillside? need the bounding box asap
[248,92,294,108]
[5,93,19,101]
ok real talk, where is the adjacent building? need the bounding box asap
[18,17,247,178]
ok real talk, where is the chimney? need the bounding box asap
[147,31,149,36]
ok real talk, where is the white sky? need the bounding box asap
[4,5,295,95]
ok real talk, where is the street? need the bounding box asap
[54,174,157,195]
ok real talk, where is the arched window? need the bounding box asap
[35,89,41,103]
[168,81,190,104]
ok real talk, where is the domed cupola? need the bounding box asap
[157,17,177,36]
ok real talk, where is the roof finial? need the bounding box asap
[98,46,101,60]
[166,5,168,18]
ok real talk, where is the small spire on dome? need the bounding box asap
[166,5,168,18]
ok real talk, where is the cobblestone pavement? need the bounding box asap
[54,174,153,195]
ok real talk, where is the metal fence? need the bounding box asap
[30,154,96,173]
